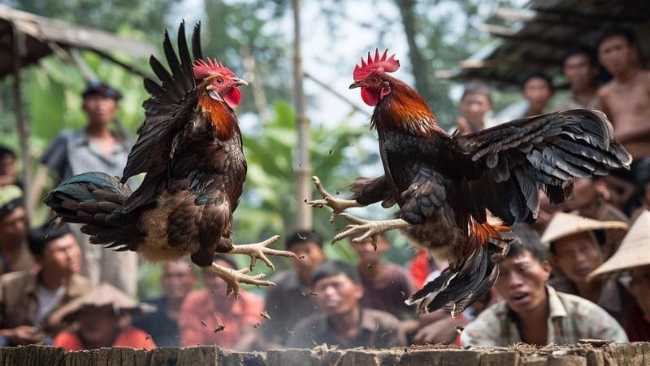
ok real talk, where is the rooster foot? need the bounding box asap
[333,213,410,246]
[306,176,361,222]
[230,235,297,271]
[209,262,275,297]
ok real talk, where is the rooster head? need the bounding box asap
[193,58,247,109]
[349,49,400,106]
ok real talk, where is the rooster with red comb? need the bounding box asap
[44,22,296,295]
[309,49,632,315]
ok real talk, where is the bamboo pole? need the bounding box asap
[10,22,31,224]
[292,0,312,230]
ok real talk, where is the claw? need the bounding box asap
[306,176,361,218]
[231,235,297,271]
[332,215,410,245]
[209,263,276,298]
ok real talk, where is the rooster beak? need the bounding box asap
[234,78,249,86]
[349,81,361,89]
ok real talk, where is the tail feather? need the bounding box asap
[405,242,502,316]
[469,215,510,246]
[45,172,140,251]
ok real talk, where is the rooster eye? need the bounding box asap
[217,78,224,84]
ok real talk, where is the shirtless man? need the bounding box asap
[598,28,650,170]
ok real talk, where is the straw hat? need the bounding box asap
[590,210,650,278]
[541,212,628,245]
[50,283,154,324]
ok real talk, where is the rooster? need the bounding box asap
[309,49,632,315]
[45,22,295,295]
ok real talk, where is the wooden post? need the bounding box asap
[292,0,312,230]
[10,22,32,224]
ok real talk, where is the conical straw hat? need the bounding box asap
[590,210,650,278]
[541,211,628,244]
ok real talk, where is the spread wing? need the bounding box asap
[121,21,204,184]
[453,109,632,225]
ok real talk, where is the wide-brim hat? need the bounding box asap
[541,212,628,245]
[50,283,154,324]
[590,210,650,278]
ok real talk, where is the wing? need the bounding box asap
[121,21,204,184]
[453,109,632,225]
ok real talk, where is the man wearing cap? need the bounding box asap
[0,224,90,346]
[461,226,627,347]
[0,185,33,275]
[543,212,632,323]
[40,81,138,297]
[591,210,650,341]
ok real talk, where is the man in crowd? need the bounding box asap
[40,81,137,297]
[134,259,196,346]
[179,255,263,350]
[287,261,405,348]
[461,229,627,346]
[351,234,414,320]
[522,72,555,117]
[262,230,325,347]
[455,82,492,134]
[0,186,33,275]
[0,224,90,345]
[560,48,600,110]
[0,146,18,188]
[543,212,630,323]
[591,210,650,341]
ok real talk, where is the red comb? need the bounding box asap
[192,58,236,79]
[353,49,400,81]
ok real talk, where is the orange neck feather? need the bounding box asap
[198,96,237,140]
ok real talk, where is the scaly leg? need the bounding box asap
[230,235,297,271]
[334,213,410,247]
[306,176,362,222]
[209,262,275,297]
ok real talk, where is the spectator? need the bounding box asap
[52,283,155,350]
[543,212,630,323]
[0,224,90,346]
[522,72,554,117]
[0,185,33,274]
[133,259,196,346]
[351,234,414,320]
[461,229,627,346]
[456,82,492,134]
[597,28,650,170]
[591,210,650,341]
[40,81,137,297]
[287,261,406,349]
[560,47,599,110]
[261,230,325,347]
[179,255,263,350]
[0,146,18,188]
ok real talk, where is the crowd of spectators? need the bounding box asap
[0,26,649,352]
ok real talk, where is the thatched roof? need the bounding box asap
[443,0,650,87]
[0,4,155,78]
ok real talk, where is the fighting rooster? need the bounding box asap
[45,22,295,295]
[309,49,632,315]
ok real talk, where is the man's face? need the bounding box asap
[629,266,650,318]
[599,36,635,76]
[561,178,599,212]
[523,78,553,111]
[162,261,195,301]
[40,234,82,276]
[459,93,491,124]
[352,236,389,265]
[0,157,17,187]
[551,232,603,285]
[77,306,118,347]
[563,54,595,91]
[0,206,26,246]
[313,274,363,315]
[82,95,118,126]
[495,250,551,315]
[290,241,325,275]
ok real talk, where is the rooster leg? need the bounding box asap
[209,262,275,297]
[230,235,298,271]
[306,176,361,222]
[333,213,410,246]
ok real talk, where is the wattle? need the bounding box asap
[361,88,379,106]
[224,87,241,109]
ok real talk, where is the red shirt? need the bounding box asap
[54,326,156,351]
[179,289,263,348]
